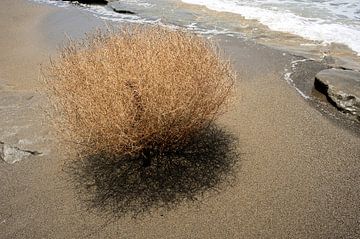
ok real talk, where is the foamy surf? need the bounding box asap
[181,0,360,55]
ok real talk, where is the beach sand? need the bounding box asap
[0,0,359,238]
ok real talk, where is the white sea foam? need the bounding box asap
[181,0,360,55]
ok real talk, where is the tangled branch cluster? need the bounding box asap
[44,26,235,159]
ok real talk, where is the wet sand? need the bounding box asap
[0,0,359,238]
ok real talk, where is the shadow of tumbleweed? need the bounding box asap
[66,124,239,218]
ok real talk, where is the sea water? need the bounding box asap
[32,0,360,59]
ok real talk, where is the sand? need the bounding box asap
[0,0,359,238]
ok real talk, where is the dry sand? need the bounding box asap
[0,0,359,238]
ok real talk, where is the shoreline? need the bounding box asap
[0,1,359,238]
[29,0,360,71]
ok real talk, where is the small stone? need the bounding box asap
[0,141,41,164]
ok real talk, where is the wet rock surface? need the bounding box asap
[288,58,328,97]
[324,56,360,72]
[315,69,360,121]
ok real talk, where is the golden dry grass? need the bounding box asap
[43,26,235,160]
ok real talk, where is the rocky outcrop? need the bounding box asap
[0,141,41,164]
[315,68,360,121]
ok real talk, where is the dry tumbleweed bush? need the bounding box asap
[44,26,235,161]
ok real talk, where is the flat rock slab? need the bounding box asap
[315,68,360,120]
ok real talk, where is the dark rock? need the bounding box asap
[65,0,108,5]
[112,8,136,15]
[315,69,360,120]
[109,2,141,15]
